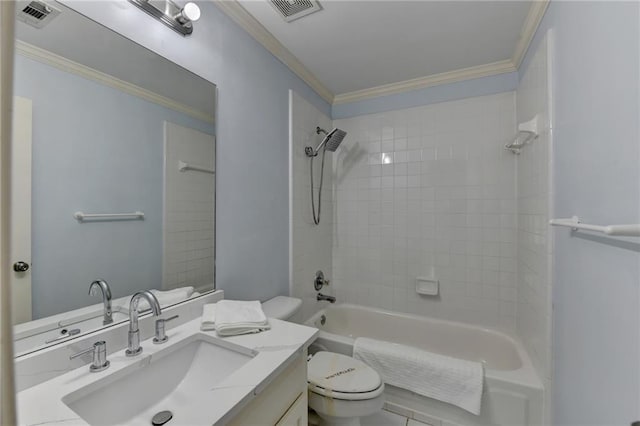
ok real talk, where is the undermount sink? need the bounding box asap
[62,333,256,425]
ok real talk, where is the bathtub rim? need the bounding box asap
[305,303,543,391]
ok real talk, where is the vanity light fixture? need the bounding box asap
[128,0,201,36]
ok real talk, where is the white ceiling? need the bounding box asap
[238,0,532,95]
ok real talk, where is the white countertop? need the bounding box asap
[17,318,319,426]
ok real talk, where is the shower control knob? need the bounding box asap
[314,270,329,291]
[13,261,30,272]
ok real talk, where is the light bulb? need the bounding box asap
[181,2,201,22]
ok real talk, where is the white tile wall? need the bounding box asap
[515,32,553,421]
[290,91,334,320]
[332,93,518,330]
[163,121,215,291]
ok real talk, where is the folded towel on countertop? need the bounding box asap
[201,300,270,337]
[201,303,217,331]
[353,337,484,415]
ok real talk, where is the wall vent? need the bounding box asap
[17,0,61,29]
[269,0,322,23]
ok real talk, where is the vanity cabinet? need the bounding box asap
[228,352,308,426]
[276,393,307,426]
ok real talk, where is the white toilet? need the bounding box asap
[262,296,385,426]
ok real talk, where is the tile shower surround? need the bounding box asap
[332,93,518,330]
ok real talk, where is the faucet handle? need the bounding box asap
[69,341,110,372]
[153,315,179,344]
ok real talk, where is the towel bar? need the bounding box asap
[74,211,144,221]
[549,216,640,237]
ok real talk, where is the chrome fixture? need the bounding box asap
[45,328,80,344]
[128,0,201,36]
[126,291,162,357]
[152,411,174,426]
[13,261,29,272]
[314,270,330,291]
[305,127,347,225]
[89,279,113,325]
[317,293,336,303]
[153,315,179,344]
[305,127,347,157]
[69,341,110,372]
[505,115,539,154]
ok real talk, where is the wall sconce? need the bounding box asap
[129,0,201,36]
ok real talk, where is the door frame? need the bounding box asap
[0,1,18,424]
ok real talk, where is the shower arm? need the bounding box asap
[305,127,331,157]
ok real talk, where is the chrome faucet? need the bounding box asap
[69,341,110,372]
[126,291,161,357]
[89,279,113,325]
[317,293,336,303]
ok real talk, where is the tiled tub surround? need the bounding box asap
[332,93,517,330]
[515,31,553,422]
[17,315,318,426]
[163,122,216,292]
[306,304,543,426]
[290,91,335,320]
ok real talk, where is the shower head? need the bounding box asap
[306,127,347,157]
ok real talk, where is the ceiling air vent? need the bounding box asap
[16,0,61,29]
[269,0,322,23]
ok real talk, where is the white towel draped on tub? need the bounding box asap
[353,337,484,415]
[200,300,271,336]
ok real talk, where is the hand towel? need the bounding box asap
[201,303,217,331]
[353,337,484,415]
[201,300,270,336]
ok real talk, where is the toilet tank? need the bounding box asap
[262,296,303,323]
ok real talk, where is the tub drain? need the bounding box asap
[151,410,173,426]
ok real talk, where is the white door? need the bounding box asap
[10,96,32,324]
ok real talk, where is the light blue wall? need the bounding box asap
[521,2,640,424]
[331,72,518,119]
[62,1,331,302]
[14,54,214,319]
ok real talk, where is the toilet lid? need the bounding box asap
[308,352,382,395]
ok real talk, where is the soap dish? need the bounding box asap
[416,277,439,296]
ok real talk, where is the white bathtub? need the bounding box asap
[305,304,544,426]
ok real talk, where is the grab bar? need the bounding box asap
[549,216,640,237]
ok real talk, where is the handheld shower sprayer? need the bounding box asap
[305,127,347,225]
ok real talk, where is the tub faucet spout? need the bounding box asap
[317,293,336,303]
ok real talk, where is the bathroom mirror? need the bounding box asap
[11,1,216,356]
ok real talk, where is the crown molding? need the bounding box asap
[512,0,550,68]
[333,60,517,105]
[212,0,334,104]
[216,0,548,106]
[15,40,214,124]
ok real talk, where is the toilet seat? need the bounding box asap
[308,352,384,401]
